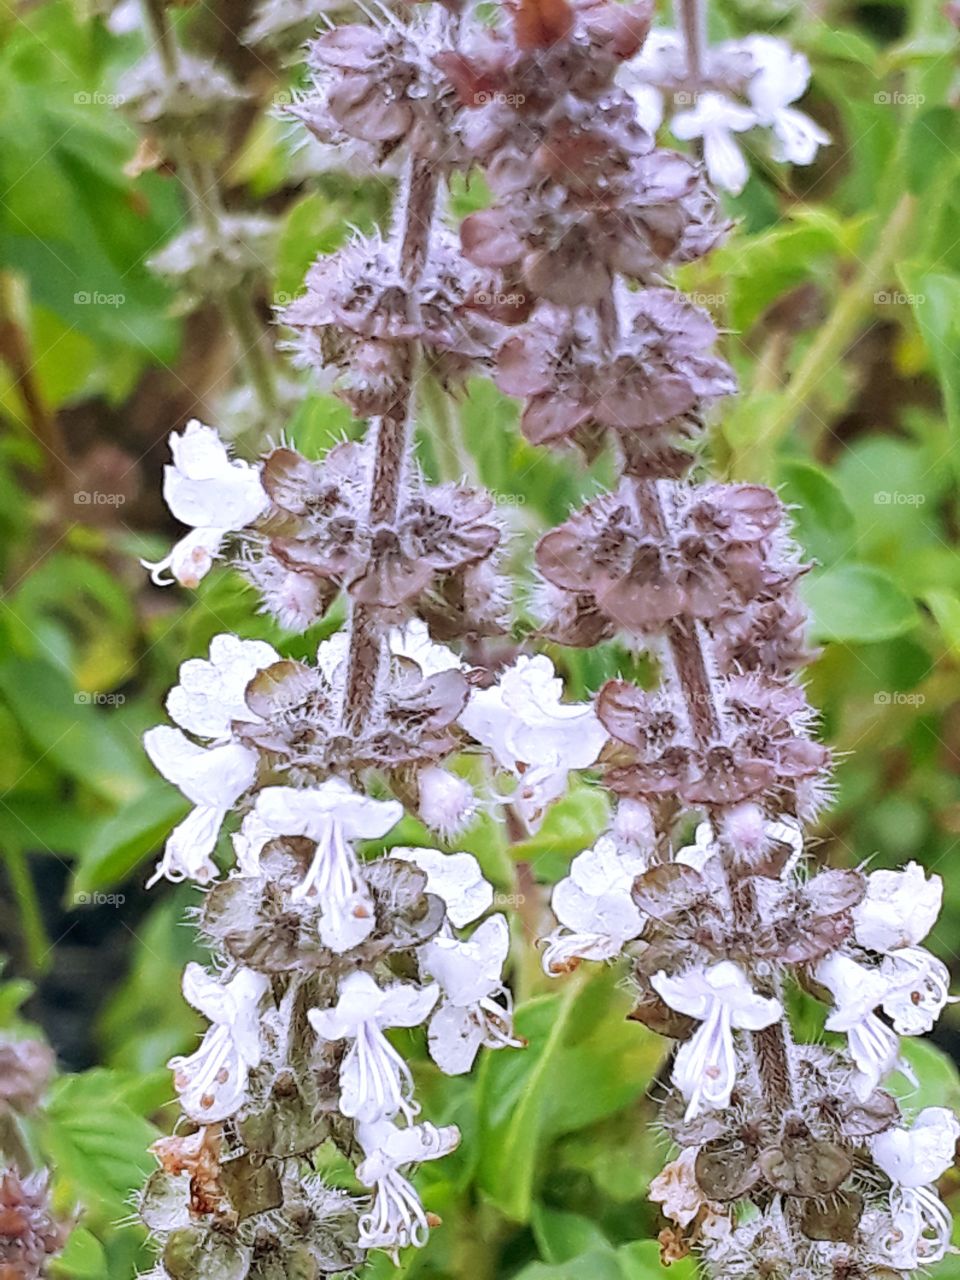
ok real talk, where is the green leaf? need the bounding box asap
[899,268,960,448]
[925,589,960,657]
[0,658,146,806]
[72,778,190,895]
[42,1069,158,1221]
[893,1038,960,1113]
[777,460,856,566]
[801,564,919,643]
[50,1226,108,1279]
[531,1205,610,1264]
[476,970,662,1221]
[906,108,960,195]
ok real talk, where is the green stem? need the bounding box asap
[750,192,916,468]
[418,371,474,484]
[1,844,50,973]
[140,0,279,421]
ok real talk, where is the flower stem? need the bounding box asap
[140,0,279,420]
[342,158,441,733]
[675,0,707,82]
[746,192,916,473]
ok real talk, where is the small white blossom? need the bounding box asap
[853,861,943,953]
[672,93,757,196]
[143,421,269,588]
[168,964,269,1122]
[738,34,830,165]
[460,655,607,831]
[420,915,519,1074]
[879,947,953,1035]
[872,1107,960,1269]
[356,1118,460,1252]
[542,835,647,974]
[308,971,439,1122]
[392,847,492,928]
[143,727,258,887]
[652,961,782,1120]
[241,779,403,951]
[815,953,916,1099]
[165,634,279,740]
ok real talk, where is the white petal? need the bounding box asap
[142,527,226,588]
[166,634,280,738]
[163,422,268,530]
[460,655,606,773]
[144,728,257,809]
[873,1108,960,1188]
[854,862,943,953]
[428,1003,486,1075]
[169,1024,247,1122]
[389,620,463,675]
[421,916,509,1006]
[392,847,492,927]
[147,804,223,887]
[769,107,830,165]
[254,778,403,844]
[703,128,750,195]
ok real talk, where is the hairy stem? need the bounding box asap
[638,477,798,1121]
[343,159,441,733]
[675,0,707,83]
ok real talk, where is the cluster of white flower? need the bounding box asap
[619,32,830,193]
[140,423,616,1269]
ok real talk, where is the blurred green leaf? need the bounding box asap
[42,1069,159,1220]
[801,564,919,643]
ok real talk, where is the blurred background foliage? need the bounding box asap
[1,0,960,1275]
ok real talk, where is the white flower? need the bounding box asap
[672,92,757,195]
[879,948,953,1035]
[542,835,647,974]
[143,727,258,887]
[872,1107,960,1269]
[652,961,782,1120]
[389,619,463,676]
[391,847,492,928]
[675,821,717,872]
[739,34,830,165]
[242,779,403,952]
[460,655,607,832]
[853,862,943,953]
[143,421,268,588]
[168,964,269,1122]
[308,971,439,1122]
[166,634,280,740]
[356,1118,460,1252]
[815,953,916,1099]
[421,915,520,1074]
